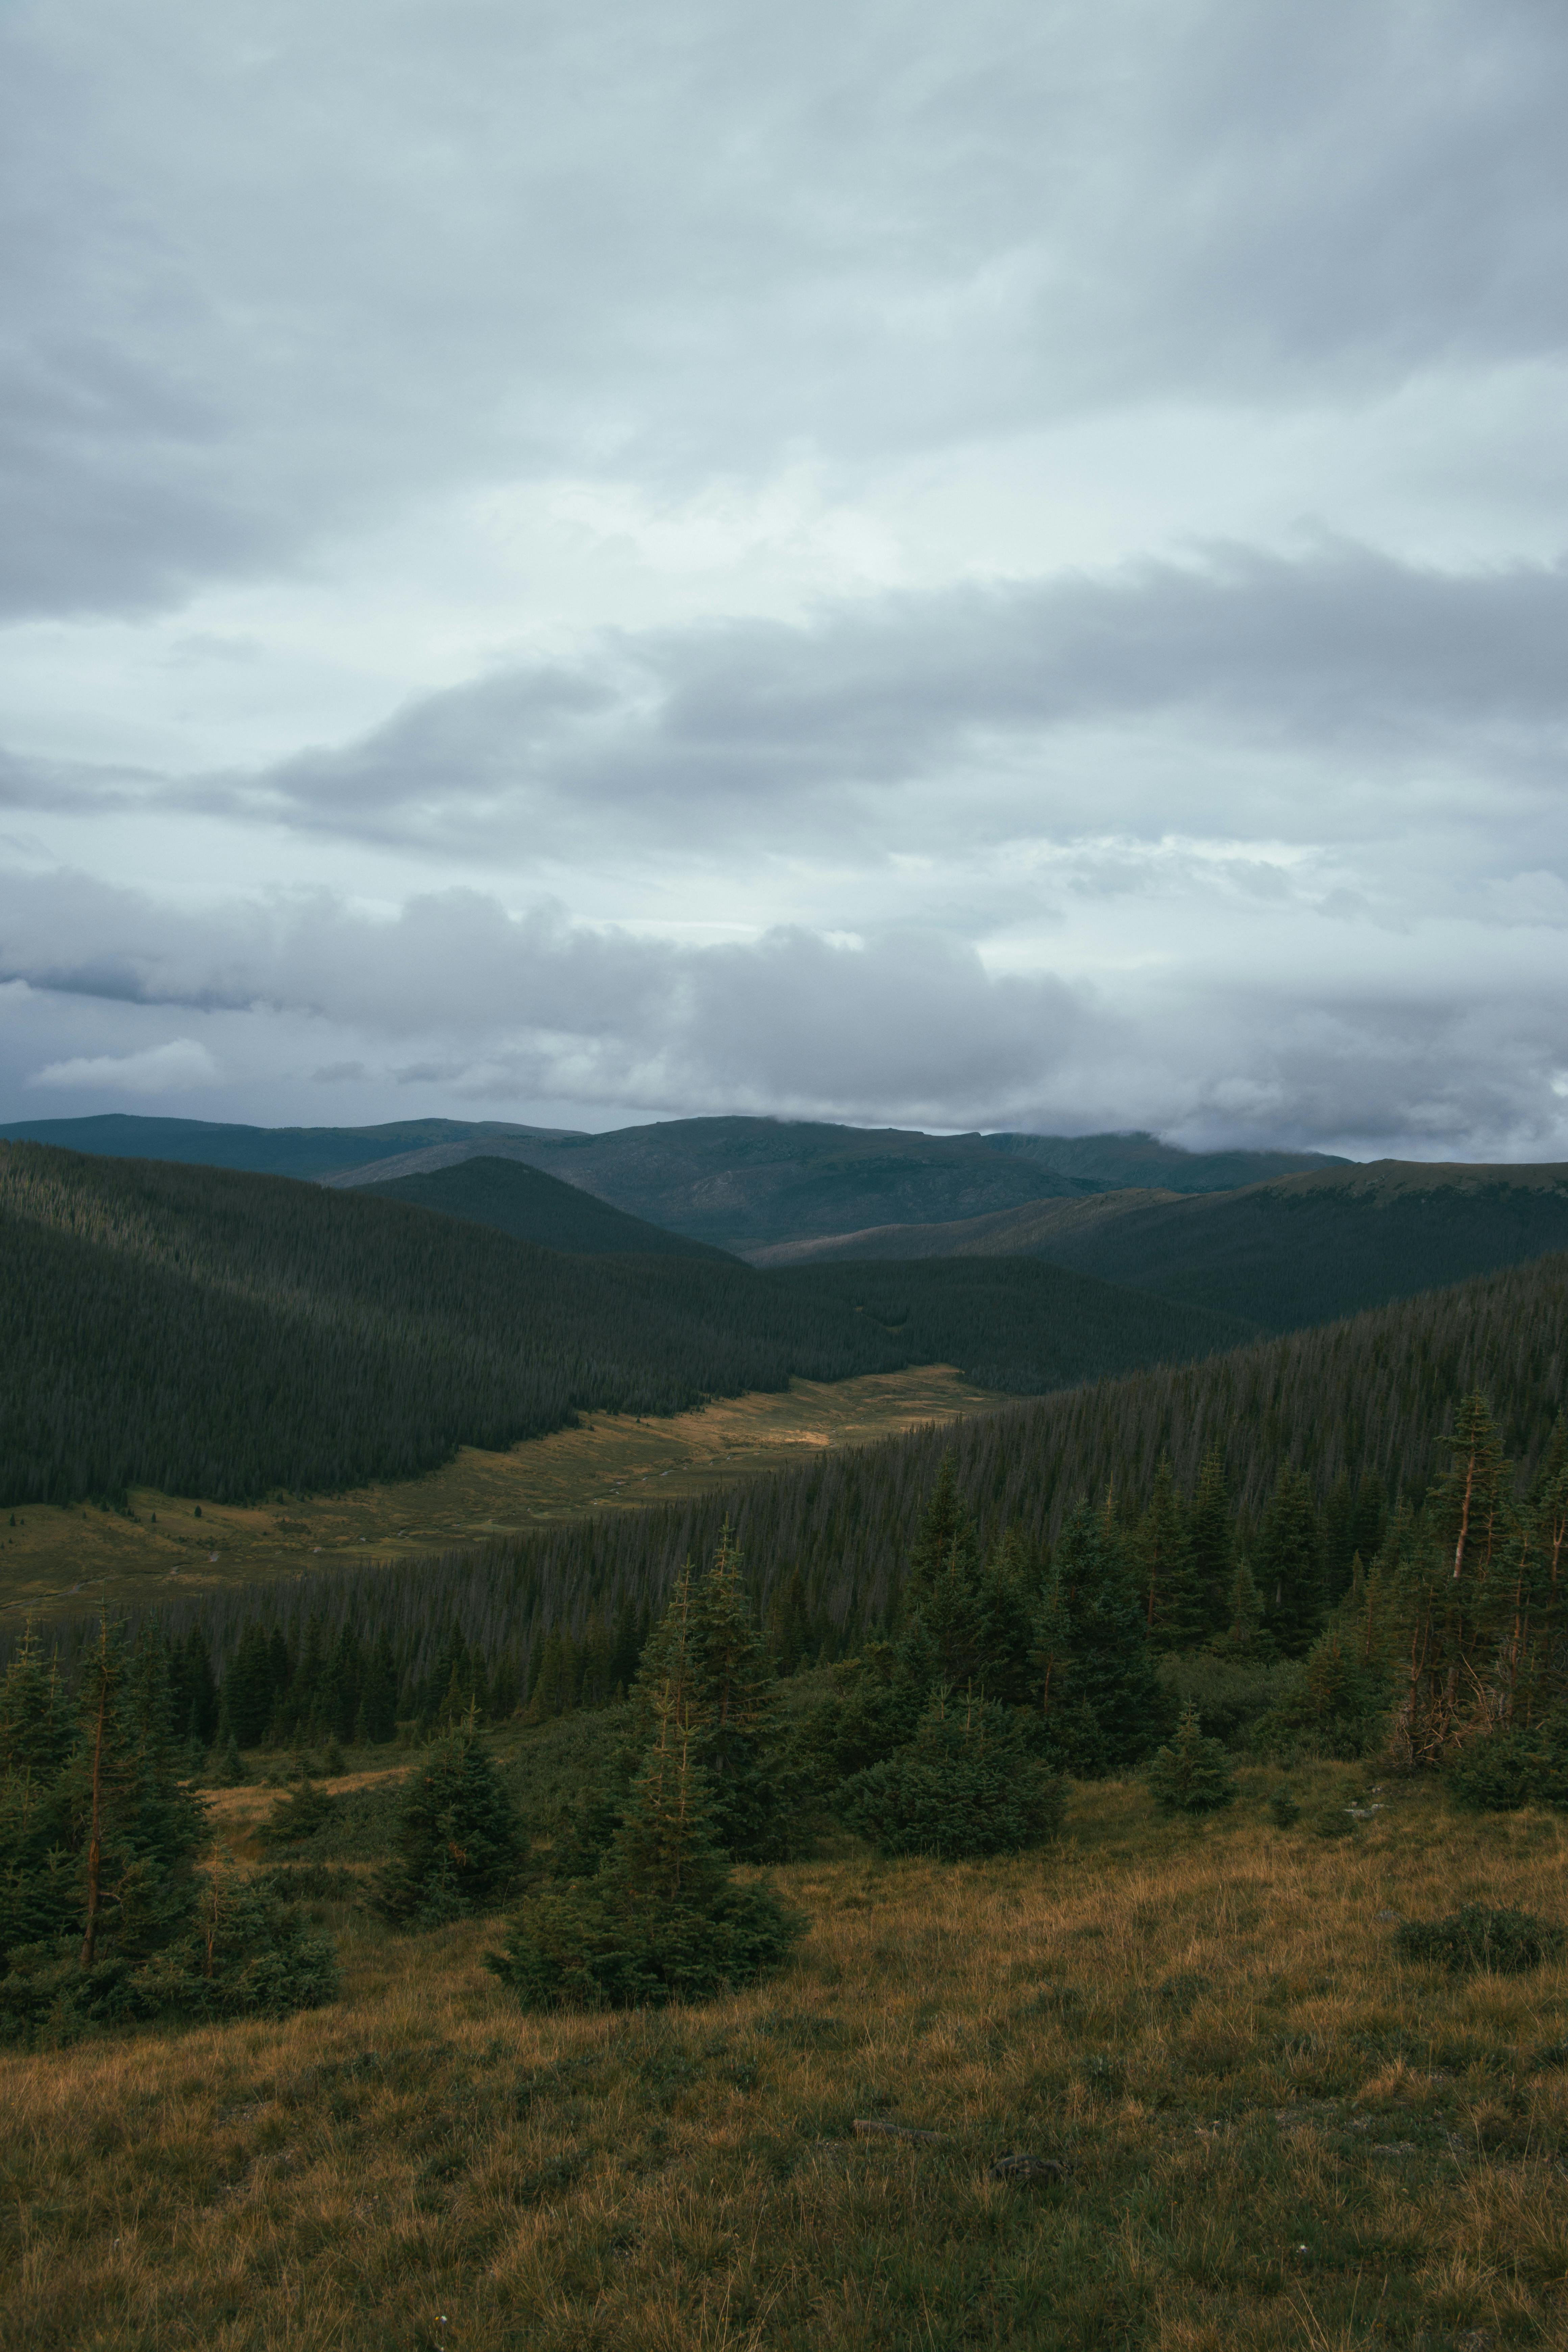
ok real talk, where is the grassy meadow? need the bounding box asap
[0,1365,1003,1626]
[4,1726,1566,2351]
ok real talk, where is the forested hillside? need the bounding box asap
[763,1161,1568,1331]
[48,1246,1566,1728]
[0,1145,1242,1509]
[357,1154,735,1259]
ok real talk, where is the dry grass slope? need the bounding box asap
[4,1762,1567,2350]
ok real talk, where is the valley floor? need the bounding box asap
[4,1755,1565,2350]
[0,1364,1006,1624]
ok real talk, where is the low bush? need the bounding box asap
[1445,1717,1568,1813]
[834,1694,1064,1860]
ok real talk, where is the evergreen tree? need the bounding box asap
[1136,1456,1204,1649]
[1255,1464,1322,1653]
[1187,1441,1236,1634]
[486,1585,801,2010]
[1034,1497,1171,1774]
[1213,1557,1268,1656]
[2,1616,334,2042]
[375,1722,522,1927]
[1146,1707,1237,1816]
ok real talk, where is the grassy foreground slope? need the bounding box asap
[0,1144,1244,1512]
[4,1719,1565,2352]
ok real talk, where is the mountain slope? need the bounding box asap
[751,1189,1183,1265]
[0,1144,1253,1508]
[3,1112,1344,1250]
[761,1160,1568,1332]
[359,1155,735,1259]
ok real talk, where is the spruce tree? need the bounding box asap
[1256,1464,1322,1653]
[486,1580,801,2010]
[1146,1707,1237,1816]
[375,1721,522,1927]
[1136,1456,1203,1649]
[1187,1441,1236,1635]
[1035,1497,1170,1774]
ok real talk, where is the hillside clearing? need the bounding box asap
[0,1365,1005,1623]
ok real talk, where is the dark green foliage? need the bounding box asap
[0,1616,335,2043]
[1255,1464,1322,1652]
[1145,1708,1238,1816]
[375,1724,522,1927]
[1156,1652,1296,1749]
[1394,1905,1564,1976]
[1444,1715,1568,1812]
[772,1259,1252,1397]
[487,1577,802,2010]
[1267,1787,1301,1828]
[1136,1457,1204,1649]
[1023,1166,1568,1331]
[835,1692,1064,1859]
[1036,1500,1171,1775]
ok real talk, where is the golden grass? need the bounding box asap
[5,1765,1568,2348]
[0,1365,1005,1624]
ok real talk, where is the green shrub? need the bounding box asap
[1145,1708,1237,1817]
[1445,1717,1568,1813]
[834,1694,1064,1860]
[1267,1787,1301,1829]
[1395,1905,1563,1976]
[1158,1653,1296,1750]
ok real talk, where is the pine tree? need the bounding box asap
[486,1584,801,2010]
[1146,1707,1237,1816]
[375,1722,522,1927]
[1137,1456,1203,1649]
[1256,1464,1322,1653]
[1035,1497,1171,1774]
[1187,1441,1236,1635]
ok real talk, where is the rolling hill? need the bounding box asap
[356,1154,736,1259]
[754,1159,1568,1331]
[0,1111,1341,1251]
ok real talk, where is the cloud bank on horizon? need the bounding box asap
[2,0,1566,1156]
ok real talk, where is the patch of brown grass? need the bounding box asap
[4,1765,1568,2348]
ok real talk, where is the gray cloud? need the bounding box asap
[3,1,1566,618]
[120,543,1566,867]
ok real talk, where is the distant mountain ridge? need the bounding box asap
[757,1159,1568,1333]
[0,1111,1342,1251]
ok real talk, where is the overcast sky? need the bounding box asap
[2,0,1566,1156]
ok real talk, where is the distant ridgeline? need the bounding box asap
[19,1248,1568,1756]
[0,1142,1244,1507]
